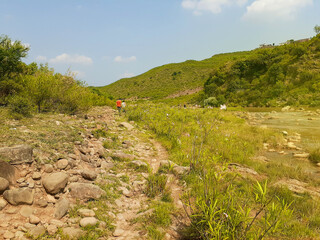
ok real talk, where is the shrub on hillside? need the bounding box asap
[8,95,34,118]
[204,97,219,107]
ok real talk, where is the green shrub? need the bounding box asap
[145,173,168,198]
[8,95,34,118]
[204,97,219,107]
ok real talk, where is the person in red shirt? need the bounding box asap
[116,99,122,115]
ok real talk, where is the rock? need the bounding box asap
[81,169,97,181]
[0,177,9,193]
[253,156,269,162]
[287,142,298,149]
[42,172,69,194]
[281,106,293,112]
[0,145,33,164]
[80,154,90,163]
[69,176,79,182]
[3,188,34,205]
[80,217,98,227]
[54,198,69,219]
[282,131,288,136]
[44,164,53,173]
[28,225,46,238]
[32,172,41,180]
[29,215,40,224]
[0,160,18,184]
[130,160,148,167]
[293,153,310,158]
[3,231,15,239]
[14,231,25,239]
[78,208,95,217]
[35,198,48,208]
[56,159,69,170]
[47,225,58,235]
[0,198,8,210]
[47,194,56,203]
[119,122,134,131]
[68,183,105,201]
[173,166,190,175]
[20,206,34,217]
[112,152,135,161]
[119,187,131,197]
[159,160,177,168]
[50,219,65,228]
[62,227,85,239]
[113,227,125,237]
[100,161,114,169]
[20,170,28,177]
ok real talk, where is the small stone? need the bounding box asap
[113,227,125,237]
[14,231,25,239]
[28,225,46,238]
[44,164,53,173]
[35,198,48,208]
[20,206,34,217]
[32,172,41,180]
[79,217,98,227]
[81,169,97,181]
[0,198,8,210]
[50,219,64,228]
[20,170,28,177]
[54,198,70,219]
[78,208,95,217]
[47,194,56,203]
[42,172,69,194]
[3,231,15,239]
[0,177,9,193]
[29,215,41,224]
[62,227,85,239]
[56,159,69,170]
[69,176,79,182]
[47,225,58,235]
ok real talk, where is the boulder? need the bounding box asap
[68,183,104,201]
[0,198,7,210]
[0,177,9,193]
[54,198,70,219]
[42,172,68,194]
[81,169,97,181]
[0,145,33,164]
[3,188,34,205]
[0,160,18,184]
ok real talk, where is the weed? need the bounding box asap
[309,148,320,164]
[145,173,168,198]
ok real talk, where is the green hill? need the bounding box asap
[96,51,252,99]
[98,34,320,107]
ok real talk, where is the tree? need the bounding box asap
[0,35,29,102]
[314,25,320,35]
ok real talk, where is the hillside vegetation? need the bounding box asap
[99,34,320,107]
[97,51,251,99]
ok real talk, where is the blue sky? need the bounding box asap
[1,0,319,86]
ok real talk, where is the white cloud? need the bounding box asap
[49,53,93,65]
[114,56,137,63]
[182,0,247,15]
[244,0,313,21]
[120,72,135,78]
[36,55,47,62]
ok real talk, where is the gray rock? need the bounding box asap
[80,217,98,227]
[68,183,104,201]
[119,122,134,130]
[42,172,69,194]
[131,160,148,167]
[28,225,46,238]
[81,169,97,181]
[54,198,69,219]
[0,145,33,165]
[112,152,135,161]
[0,160,18,184]
[62,227,85,239]
[3,188,34,205]
[34,198,48,208]
[0,177,9,193]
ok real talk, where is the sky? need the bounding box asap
[0,0,319,87]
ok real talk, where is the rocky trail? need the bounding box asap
[0,107,189,239]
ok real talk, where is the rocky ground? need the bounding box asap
[0,107,188,239]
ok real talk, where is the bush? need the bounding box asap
[8,95,34,118]
[309,148,320,164]
[204,97,219,107]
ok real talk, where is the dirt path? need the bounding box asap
[107,112,189,239]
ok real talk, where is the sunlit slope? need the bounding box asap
[98,51,251,99]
